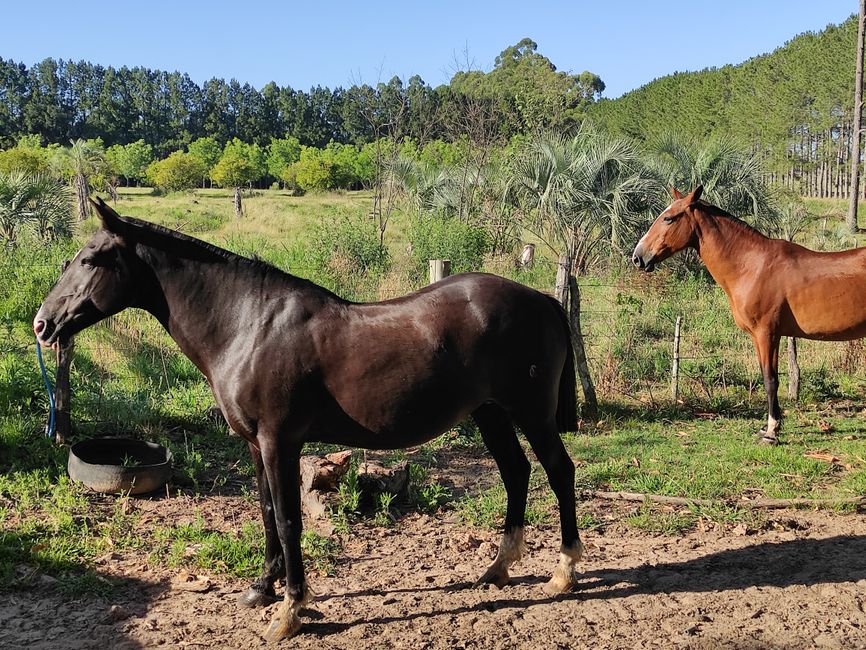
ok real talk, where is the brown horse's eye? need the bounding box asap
[81,257,95,268]
[663,215,680,224]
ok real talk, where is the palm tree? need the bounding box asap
[649,133,777,225]
[53,139,106,221]
[509,126,662,299]
[0,171,72,246]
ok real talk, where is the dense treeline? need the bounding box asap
[589,15,859,198]
[0,39,603,155]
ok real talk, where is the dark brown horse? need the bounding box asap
[35,199,582,642]
[632,186,866,444]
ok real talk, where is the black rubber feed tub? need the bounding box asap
[68,438,173,495]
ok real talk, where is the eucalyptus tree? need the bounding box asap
[0,171,72,246]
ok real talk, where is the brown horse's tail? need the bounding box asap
[548,295,577,433]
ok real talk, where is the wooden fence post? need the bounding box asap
[428,259,451,284]
[554,254,569,306]
[671,315,682,401]
[54,337,74,444]
[568,276,598,420]
[787,336,800,401]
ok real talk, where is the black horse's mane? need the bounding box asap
[119,214,290,272]
[117,214,339,296]
[696,200,766,238]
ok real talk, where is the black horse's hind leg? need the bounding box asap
[260,437,310,643]
[472,404,531,588]
[238,442,282,608]
[520,417,582,595]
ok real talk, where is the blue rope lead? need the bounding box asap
[35,336,55,440]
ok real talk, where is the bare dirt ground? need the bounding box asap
[3,458,866,649]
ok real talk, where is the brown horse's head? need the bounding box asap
[631,185,703,272]
[33,198,149,347]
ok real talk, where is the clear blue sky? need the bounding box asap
[3,0,857,98]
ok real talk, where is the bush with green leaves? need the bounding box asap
[105,140,153,186]
[308,211,390,297]
[407,215,490,280]
[146,151,206,192]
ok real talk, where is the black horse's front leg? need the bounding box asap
[238,441,282,608]
[260,438,310,643]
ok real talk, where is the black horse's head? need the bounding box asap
[34,198,151,347]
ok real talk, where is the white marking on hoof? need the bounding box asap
[262,586,312,644]
[543,541,583,596]
[475,527,526,589]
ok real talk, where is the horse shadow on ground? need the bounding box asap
[0,531,167,649]
[300,534,866,637]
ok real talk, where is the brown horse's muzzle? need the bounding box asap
[631,243,656,273]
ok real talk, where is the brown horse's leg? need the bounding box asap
[238,442,281,608]
[260,438,310,644]
[520,417,581,595]
[753,332,783,445]
[472,404,530,588]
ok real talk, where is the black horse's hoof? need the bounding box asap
[237,587,277,608]
[757,435,779,446]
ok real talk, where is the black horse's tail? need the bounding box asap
[548,295,577,433]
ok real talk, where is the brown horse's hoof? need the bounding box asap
[237,587,277,609]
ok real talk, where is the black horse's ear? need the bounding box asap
[671,187,682,200]
[89,196,125,234]
[688,185,704,204]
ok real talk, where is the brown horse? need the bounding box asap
[34,199,583,643]
[632,185,866,444]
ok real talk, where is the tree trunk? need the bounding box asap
[234,186,243,218]
[850,0,866,232]
[75,174,90,221]
[568,276,598,420]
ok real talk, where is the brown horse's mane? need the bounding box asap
[695,200,767,239]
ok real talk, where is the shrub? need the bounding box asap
[308,211,390,297]
[407,216,490,280]
[146,151,206,192]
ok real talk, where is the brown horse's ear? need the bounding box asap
[670,187,682,200]
[688,185,704,205]
[89,196,125,234]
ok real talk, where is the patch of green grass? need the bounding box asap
[625,503,697,535]
[152,514,263,578]
[301,530,342,576]
[456,480,552,529]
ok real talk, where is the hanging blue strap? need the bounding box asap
[35,337,55,440]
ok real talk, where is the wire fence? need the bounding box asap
[4,253,866,435]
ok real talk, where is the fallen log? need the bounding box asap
[591,490,866,510]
